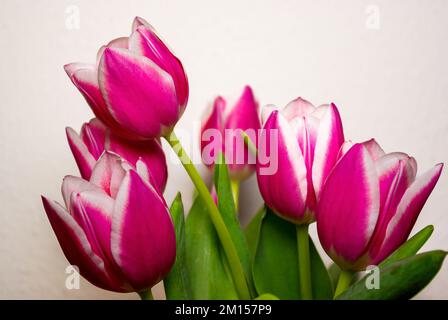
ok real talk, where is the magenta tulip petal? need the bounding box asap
[61,175,104,209]
[90,152,126,198]
[66,127,96,180]
[107,136,168,192]
[200,97,226,166]
[224,86,261,179]
[129,26,188,108]
[317,144,379,264]
[368,154,416,258]
[80,118,107,160]
[257,111,308,223]
[312,103,345,197]
[42,197,122,291]
[290,115,320,212]
[363,139,385,161]
[261,104,277,124]
[337,140,354,161]
[99,48,178,139]
[110,170,176,291]
[97,37,129,62]
[282,97,315,121]
[373,163,443,263]
[69,190,115,264]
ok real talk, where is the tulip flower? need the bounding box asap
[256,97,344,300]
[64,17,188,140]
[41,152,176,294]
[257,97,344,224]
[66,118,167,192]
[317,139,443,272]
[200,86,261,181]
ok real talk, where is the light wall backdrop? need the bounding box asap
[0,0,447,299]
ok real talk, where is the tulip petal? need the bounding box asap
[290,115,320,212]
[65,64,117,126]
[256,111,308,223]
[373,163,443,263]
[90,152,126,198]
[99,48,178,139]
[200,97,225,166]
[336,140,354,161]
[66,127,96,179]
[224,86,261,179]
[69,191,115,264]
[41,197,122,291]
[312,103,345,197]
[61,175,104,209]
[261,104,277,124]
[107,135,168,192]
[111,170,176,291]
[97,37,129,62]
[281,97,315,121]
[363,139,385,161]
[368,153,416,258]
[317,144,379,264]
[80,118,107,160]
[129,25,188,108]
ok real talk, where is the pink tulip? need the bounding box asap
[256,98,344,224]
[317,139,443,271]
[64,17,188,140]
[41,152,176,292]
[66,118,167,192]
[200,86,261,180]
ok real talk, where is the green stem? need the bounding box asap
[296,224,312,300]
[138,289,153,300]
[230,179,240,212]
[333,270,353,299]
[164,131,251,300]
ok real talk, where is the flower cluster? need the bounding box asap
[42,17,444,300]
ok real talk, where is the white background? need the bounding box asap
[0,0,447,299]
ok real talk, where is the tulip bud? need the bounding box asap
[256,98,345,224]
[66,118,167,192]
[200,86,261,181]
[64,17,188,140]
[316,140,443,271]
[42,152,176,292]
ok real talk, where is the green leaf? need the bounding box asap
[252,208,333,299]
[185,195,238,299]
[380,225,434,268]
[214,153,254,294]
[244,206,266,261]
[254,293,279,300]
[337,250,447,300]
[164,193,192,300]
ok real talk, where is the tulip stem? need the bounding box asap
[138,289,153,300]
[296,224,312,300]
[334,270,353,299]
[164,131,251,300]
[230,179,240,212]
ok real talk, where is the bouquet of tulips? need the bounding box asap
[42,17,445,300]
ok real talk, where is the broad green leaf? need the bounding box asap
[255,293,279,300]
[244,206,266,260]
[164,193,192,300]
[185,195,238,299]
[380,225,434,268]
[214,153,254,294]
[337,250,447,300]
[253,208,333,299]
